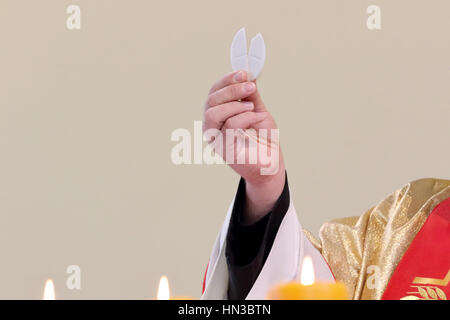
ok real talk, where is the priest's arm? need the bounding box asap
[200,71,334,299]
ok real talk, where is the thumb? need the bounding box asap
[244,80,266,112]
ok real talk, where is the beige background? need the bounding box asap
[0,0,449,299]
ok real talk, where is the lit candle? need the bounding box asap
[266,256,348,300]
[43,279,56,300]
[156,275,194,300]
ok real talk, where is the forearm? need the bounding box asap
[243,164,286,225]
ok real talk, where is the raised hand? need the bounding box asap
[203,71,286,223]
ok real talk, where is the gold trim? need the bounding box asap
[413,269,450,286]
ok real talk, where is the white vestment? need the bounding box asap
[201,197,335,300]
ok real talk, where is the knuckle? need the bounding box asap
[205,108,218,125]
[204,108,212,121]
[226,71,235,83]
[206,94,216,107]
[227,117,238,129]
[223,118,232,130]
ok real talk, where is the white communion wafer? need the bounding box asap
[230,28,266,81]
[247,33,266,80]
[230,27,248,72]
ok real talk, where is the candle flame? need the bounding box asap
[157,276,170,300]
[43,279,55,300]
[300,256,315,285]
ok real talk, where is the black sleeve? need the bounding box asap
[225,173,290,300]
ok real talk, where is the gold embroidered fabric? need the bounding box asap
[305,178,450,300]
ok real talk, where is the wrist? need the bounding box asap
[243,167,286,224]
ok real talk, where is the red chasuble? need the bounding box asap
[382,197,450,300]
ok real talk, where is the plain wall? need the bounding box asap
[0,0,449,298]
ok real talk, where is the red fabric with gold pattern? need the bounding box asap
[382,197,450,300]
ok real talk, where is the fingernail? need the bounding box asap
[242,101,254,109]
[234,71,244,82]
[245,82,256,92]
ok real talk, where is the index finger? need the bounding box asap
[209,70,248,94]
